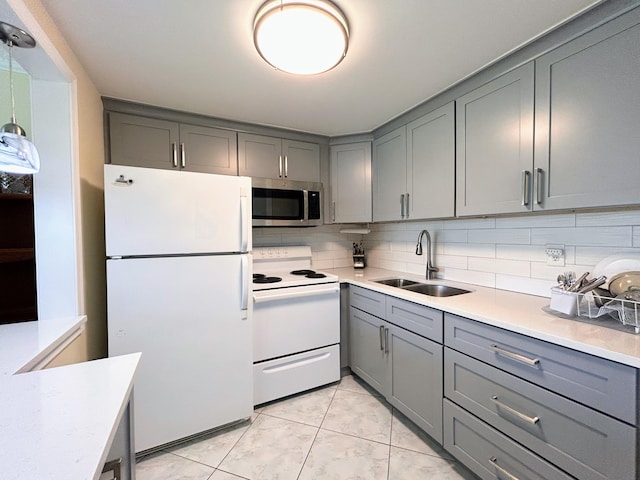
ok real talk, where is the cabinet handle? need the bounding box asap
[284,155,288,178]
[400,194,405,218]
[490,344,540,367]
[332,202,336,222]
[535,168,543,205]
[379,325,385,351]
[404,193,410,219]
[102,458,122,480]
[279,155,283,177]
[171,143,178,168]
[180,143,186,168]
[384,327,389,354]
[489,457,520,480]
[521,170,530,206]
[491,395,540,425]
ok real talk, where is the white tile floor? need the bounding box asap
[136,375,477,480]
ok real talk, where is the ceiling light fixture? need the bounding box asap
[0,21,39,174]
[253,0,349,75]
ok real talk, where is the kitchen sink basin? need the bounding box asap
[402,283,471,297]
[374,278,421,288]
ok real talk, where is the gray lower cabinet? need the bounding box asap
[349,286,444,443]
[534,9,640,210]
[444,314,638,480]
[444,400,575,480]
[108,112,238,175]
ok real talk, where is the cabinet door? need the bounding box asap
[349,306,389,395]
[109,113,179,170]
[238,133,281,179]
[406,103,455,219]
[330,142,372,223]
[456,63,534,216]
[283,139,320,182]
[373,126,407,222]
[179,124,238,175]
[387,324,443,443]
[534,12,640,210]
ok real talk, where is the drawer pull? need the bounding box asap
[491,395,540,425]
[489,456,520,480]
[379,325,385,351]
[491,344,540,367]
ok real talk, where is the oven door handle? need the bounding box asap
[253,285,339,303]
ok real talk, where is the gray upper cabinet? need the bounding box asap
[534,11,640,211]
[456,63,534,216]
[238,132,320,182]
[108,112,238,175]
[330,142,372,223]
[406,102,455,219]
[372,126,407,222]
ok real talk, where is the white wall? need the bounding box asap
[258,209,640,298]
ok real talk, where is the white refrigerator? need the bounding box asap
[104,164,252,453]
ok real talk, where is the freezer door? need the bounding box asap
[105,165,252,256]
[107,254,252,452]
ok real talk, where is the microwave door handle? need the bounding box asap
[304,190,309,224]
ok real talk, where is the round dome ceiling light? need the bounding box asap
[253,0,349,75]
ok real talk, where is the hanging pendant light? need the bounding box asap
[253,0,349,75]
[0,21,39,174]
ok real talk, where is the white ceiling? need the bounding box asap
[34,0,601,137]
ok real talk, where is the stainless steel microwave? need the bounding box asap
[252,178,323,227]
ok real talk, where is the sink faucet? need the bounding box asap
[416,229,439,280]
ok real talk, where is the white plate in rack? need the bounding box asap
[592,254,640,288]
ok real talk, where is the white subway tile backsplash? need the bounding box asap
[531,227,632,247]
[257,208,640,297]
[468,257,530,276]
[468,228,530,245]
[495,275,555,298]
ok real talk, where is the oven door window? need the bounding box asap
[252,188,305,220]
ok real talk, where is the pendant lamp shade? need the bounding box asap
[253,0,349,75]
[0,21,39,174]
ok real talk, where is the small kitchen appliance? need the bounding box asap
[252,246,340,404]
[252,177,323,227]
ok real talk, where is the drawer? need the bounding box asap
[445,348,636,480]
[443,399,575,480]
[254,344,340,405]
[350,285,386,318]
[444,314,637,424]
[386,296,443,342]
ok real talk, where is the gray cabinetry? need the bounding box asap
[372,127,406,222]
[534,11,640,210]
[406,102,455,220]
[373,102,455,222]
[455,63,534,216]
[444,314,638,480]
[108,112,238,175]
[349,285,443,443]
[330,142,372,223]
[238,132,320,182]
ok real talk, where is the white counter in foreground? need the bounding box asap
[329,267,640,368]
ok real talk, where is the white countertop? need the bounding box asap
[0,316,87,378]
[0,317,141,480]
[329,267,640,368]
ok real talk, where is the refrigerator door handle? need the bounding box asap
[240,195,249,252]
[241,255,249,312]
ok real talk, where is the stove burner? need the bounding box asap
[253,276,282,284]
[290,269,315,275]
[305,272,326,279]
[253,273,266,279]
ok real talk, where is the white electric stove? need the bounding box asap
[252,246,340,405]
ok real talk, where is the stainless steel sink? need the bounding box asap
[374,278,421,288]
[402,283,471,297]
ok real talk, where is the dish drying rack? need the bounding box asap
[549,287,640,334]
